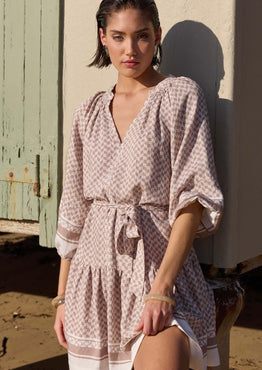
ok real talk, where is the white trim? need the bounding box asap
[60,214,83,228]
[57,230,79,244]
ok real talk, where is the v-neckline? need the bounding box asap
[106,88,153,146]
[105,76,173,147]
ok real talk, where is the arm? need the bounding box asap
[54,258,71,348]
[136,200,203,336]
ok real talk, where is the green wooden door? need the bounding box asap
[0,0,63,247]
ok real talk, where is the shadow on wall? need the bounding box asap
[160,21,233,263]
[160,20,227,123]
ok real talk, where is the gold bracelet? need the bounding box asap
[143,294,176,307]
[51,293,65,308]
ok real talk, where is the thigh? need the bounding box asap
[133,326,190,370]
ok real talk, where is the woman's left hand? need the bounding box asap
[135,298,173,336]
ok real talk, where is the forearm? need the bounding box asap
[57,258,71,295]
[152,200,203,295]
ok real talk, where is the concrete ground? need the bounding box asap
[0,234,261,370]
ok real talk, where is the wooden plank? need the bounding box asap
[0,155,37,183]
[39,0,62,247]
[0,219,39,235]
[0,152,39,221]
[0,232,36,245]
[7,182,20,219]
[3,0,25,220]
[22,184,39,220]
[0,1,5,219]
[0,182,9,219]
[24,0,41,152]
[4,0,24,155]
[22,0,42,220]
[0,0,4,139]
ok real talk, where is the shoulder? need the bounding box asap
[160,77,208,125]
[73,90,107,120]
[162,76,205,102]
[70,90,107,139]
[160,77,209,132]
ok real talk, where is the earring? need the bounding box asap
[104,45,109,57]
[154,45,158,59]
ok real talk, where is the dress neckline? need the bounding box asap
[104,75,175,146]
[106,75,175,101]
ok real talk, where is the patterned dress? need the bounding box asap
[55,76,223,370]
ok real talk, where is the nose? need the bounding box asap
[125,38,137,57]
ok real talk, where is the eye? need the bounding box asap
[112,35,124,41]
[138,33,149,40]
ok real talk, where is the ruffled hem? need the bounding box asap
[64,262,145,351]
[67,313,219,370]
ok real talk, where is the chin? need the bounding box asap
[120,67,150,79]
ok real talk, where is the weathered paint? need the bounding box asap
[0,0,63,247]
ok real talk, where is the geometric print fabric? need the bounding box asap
[55,76,224,369]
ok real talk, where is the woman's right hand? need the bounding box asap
[54,304,67,349]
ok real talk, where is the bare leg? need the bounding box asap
[134,326,190,370]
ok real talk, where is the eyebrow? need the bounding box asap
[109,27,150,34]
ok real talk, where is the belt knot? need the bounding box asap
[115,204,141,255]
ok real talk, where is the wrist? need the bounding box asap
[150,279,174,297]
[51,293,65,308]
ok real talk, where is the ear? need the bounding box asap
[155,26,162,46]
[99,27,107,46]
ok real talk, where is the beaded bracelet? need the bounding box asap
[143,294,176,307]
[51,294,65,308]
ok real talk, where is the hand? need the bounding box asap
[135,299,173,336]
[54,304,67,349]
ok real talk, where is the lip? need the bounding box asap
[123,60,140,68]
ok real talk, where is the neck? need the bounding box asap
[115,67,166,94]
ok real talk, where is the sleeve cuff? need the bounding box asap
[55,218,83,260]
[169,192,223,237]
[55,233,78,260]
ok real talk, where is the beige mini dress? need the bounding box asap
[55,76,223,370]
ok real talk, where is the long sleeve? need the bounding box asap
[55,104,91,260]
[168,79,223,237]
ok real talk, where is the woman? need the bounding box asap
[54,1,223,369]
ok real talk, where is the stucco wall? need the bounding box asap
[63,0,262,267]
[63,0,235,153]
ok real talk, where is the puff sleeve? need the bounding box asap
[168,79,223,237]
[55,103,92,259]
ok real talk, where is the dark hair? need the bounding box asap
[89,0,162,68]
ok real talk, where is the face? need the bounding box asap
[99,8,161,79]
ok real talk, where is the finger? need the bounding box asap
[135,316,144,332]
[157,311,167,333]
[143,313,153,336]
[57,323,68,349]
[54,314,68,349]
[164,311,173,328]
[152,309,162,335]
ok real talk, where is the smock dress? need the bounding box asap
[55,76,224,370]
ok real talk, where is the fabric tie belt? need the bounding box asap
[92,200,169,299]
[92,200,146,298]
